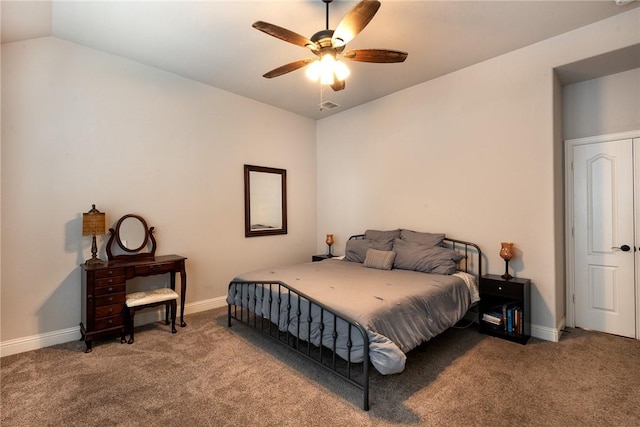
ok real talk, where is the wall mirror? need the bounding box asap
[106,214,157,260]
[244,164,287,237]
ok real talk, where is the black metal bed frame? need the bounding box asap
[227,235,482,411]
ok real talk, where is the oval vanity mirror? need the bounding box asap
[106,214,157,261]
[117,215,148,252]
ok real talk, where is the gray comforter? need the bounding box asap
[228,259,474,375]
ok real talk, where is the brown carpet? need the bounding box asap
[2,307,639,426]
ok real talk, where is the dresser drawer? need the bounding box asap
[480,278,522,299]
[95,292,126,307]
[95,303,125,319]
[94,284,126,297]
[95,276,126,287]
[94,268,126,279]
[134,262,176,275]
[95,314,124,329]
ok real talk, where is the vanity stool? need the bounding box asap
[125,288,178,344]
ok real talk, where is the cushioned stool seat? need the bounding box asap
[125,288,178,344]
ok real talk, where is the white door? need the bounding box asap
[573,139,636,338]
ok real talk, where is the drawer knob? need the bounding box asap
[498,286,502,291]
[108,287,113,292]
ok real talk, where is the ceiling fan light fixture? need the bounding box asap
[305,60,321,81]
[333,60,350,81]
[306,53,350,84]
[320,53,337,84]
[254,0,406,98]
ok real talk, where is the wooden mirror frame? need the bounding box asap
[244,164,287,238]
[106,214,157,261]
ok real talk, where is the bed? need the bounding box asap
[227,229,482,410]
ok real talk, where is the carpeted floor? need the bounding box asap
[1,307,639,426]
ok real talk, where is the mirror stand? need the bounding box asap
[106,214,157,261]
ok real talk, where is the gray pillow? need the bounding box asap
[344,238,393,263]
[363,249,396,270]
[344,239,370,263]
[400,229,445,247]
[364,229,401,247]
[393,238,463,274]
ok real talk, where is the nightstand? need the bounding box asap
[312,254,334,262]
[478,274,530,344]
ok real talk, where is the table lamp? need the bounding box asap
[326,234,335,257]
[499,242,515,280]
[83,204,106,266]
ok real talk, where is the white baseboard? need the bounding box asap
[531,316,566,342]
[0,327,84,358]
[0,296,227,358]
[1,296,565,357]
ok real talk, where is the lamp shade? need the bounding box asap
[82,204,106,236]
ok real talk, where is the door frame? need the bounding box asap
[564,130,640,338]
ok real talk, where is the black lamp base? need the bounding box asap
[501,259,513,280]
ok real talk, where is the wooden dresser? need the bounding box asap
[80,254,187,352]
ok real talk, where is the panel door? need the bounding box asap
[573,139,635,338]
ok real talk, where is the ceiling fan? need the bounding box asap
[253,0,408,92]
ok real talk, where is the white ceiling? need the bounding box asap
[2,0,639,119]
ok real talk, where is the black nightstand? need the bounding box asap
[479,274,531,344]
[312,254,334,262]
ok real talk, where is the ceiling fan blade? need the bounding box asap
[253,21,315,50]
[342,49,408,63]
[332,0,381,46]
[262,59,315,79]
[330,79,346,92]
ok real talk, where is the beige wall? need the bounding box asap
[316,9,640,340]
[563,68,640,140]
[1,37,317,352]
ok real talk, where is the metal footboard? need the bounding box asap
[227,280,371,410]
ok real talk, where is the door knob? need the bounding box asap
[611,244,631,252]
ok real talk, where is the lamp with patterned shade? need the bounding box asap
[83,204,106,266]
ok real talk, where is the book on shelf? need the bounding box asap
[485,302,523,334]
[502,304,507,330]
[482,312,502,325]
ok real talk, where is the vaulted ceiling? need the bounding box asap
[2,1,638,119]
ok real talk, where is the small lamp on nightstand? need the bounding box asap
[83,204,106,266]
[499,242,515,280]
[325,234,335,257]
